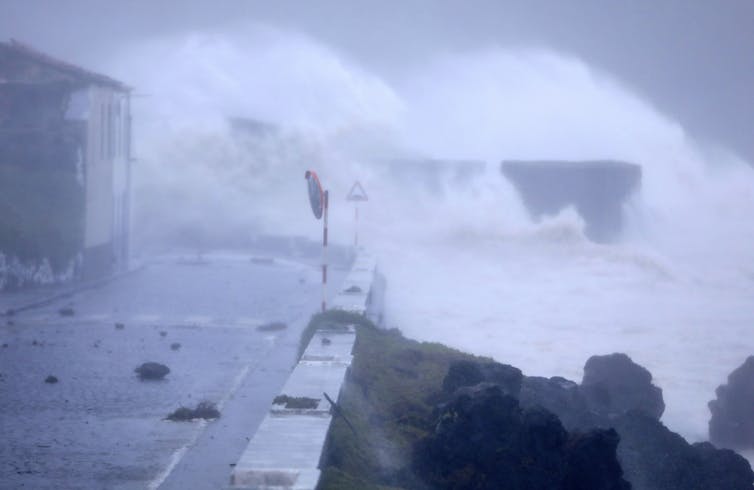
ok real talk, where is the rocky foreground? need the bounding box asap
[311,312,753,490]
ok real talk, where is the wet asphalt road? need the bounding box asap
[0,254,344,489]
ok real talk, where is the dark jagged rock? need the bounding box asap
[442,359,522,397]
[563,429,629,490]
[709,356,754,449]
[520,375,597,430]
[413,383,630,490]
[614,411,753,490]
[134,362,170,380]
[691,442,754,489]
[519,358,752,490]
[582,353,664,419]
[44,375,58,384]
[414,384,562,489]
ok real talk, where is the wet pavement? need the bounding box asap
[0,254,344,489]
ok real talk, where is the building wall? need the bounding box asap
[0,41,131,287]
[81,86,131,279]
[0,83,86,289]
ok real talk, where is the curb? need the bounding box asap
[2,264,147,317]
[227,251,382,489]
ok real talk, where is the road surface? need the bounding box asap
[0,253,345,489]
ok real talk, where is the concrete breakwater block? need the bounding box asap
[501,160,641,242]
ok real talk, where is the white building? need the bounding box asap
[0,39,132,283]
[68,79,132,278]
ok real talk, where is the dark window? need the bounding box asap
[108,102,114,159]
[100,103,106,160]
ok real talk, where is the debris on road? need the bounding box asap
[166,401,220,421]
[273,394,319,409]
[58,307,75,317]
[250,256,275,265]
[159,331,167,337]
[256,321,287,332]
[114,323,125,330]
[44,375,58,384]
[170,342,181,351]
[134,362,170,380]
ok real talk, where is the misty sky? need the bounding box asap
[2,0,753,163]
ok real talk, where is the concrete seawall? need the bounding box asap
[228,250,382,489]
[501,160,642,242]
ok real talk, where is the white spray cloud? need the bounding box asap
[111,25,754,446]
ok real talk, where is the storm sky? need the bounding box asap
[2,0,753,163]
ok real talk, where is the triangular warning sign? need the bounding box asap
[346,181,368,202]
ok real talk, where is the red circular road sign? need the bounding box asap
[304,170,324,219]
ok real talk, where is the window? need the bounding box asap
[100,103,106,160]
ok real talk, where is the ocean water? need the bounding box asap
[376,213,754,444]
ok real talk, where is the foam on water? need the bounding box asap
[111,25,754,448]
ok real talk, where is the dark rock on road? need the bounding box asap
[709,355,754,449]
[581,353,664,420]
[58,307,75,317]
[44,375,58,384]
[256,321,287,332]
[135,362,170,380]
[167,401,220,421]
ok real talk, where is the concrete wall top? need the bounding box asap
[229,252,377,490]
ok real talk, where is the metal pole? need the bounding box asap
[322,190,329,312]
[354,203,359,248]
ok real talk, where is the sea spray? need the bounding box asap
[109,25,754,446]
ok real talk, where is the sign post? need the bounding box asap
[346,181,368,248]
[305,170,328,312]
